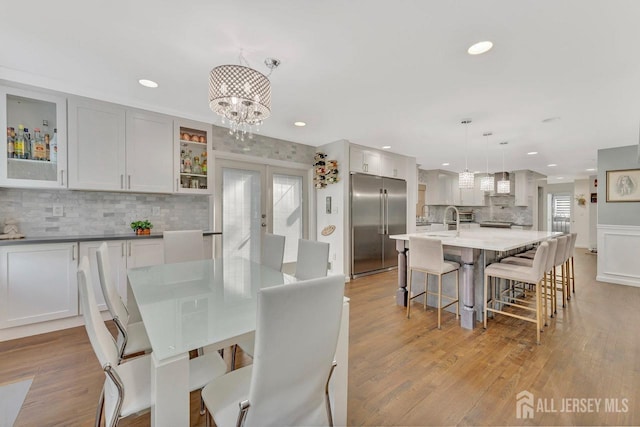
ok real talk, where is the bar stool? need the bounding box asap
[484,242,549,344]
[553,235,570,309]
[567,233,577,296]
[500,238,558,324]
[406,236,460,329]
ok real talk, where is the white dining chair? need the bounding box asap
[201,274,345,427]
[96,242,151,362]
[232,233,286,370]
[163,230,205,264]
[261,233,286,271]
[78,256,228,427]
[295,239,330,280]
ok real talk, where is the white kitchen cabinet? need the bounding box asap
[0,243,78,329]
[381,153,406,179]
[174,119,211,194]
[1,85,67,189]
[126,110,174,193]
[350,146,381,175]
[127,239,165,267]
[68,98,173,193]
[68,97,126,191]
[79,241,127,311]
[425,170,459,205]
[515,170,531,206]
[459,177,486,206]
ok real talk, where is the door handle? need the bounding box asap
[261,223,267,227]
[379,188,385,234]
[384,189,389,234]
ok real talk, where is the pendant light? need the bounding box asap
[480,132,494,191]
[497,141,511,193]
[458,119,474,189]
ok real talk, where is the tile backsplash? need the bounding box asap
[0,188,210,237]
[212,124,316,164]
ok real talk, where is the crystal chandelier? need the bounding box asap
[497,141,511,193]
[459,119,475,189]
[209,54,280,141]
[480,132,494,191]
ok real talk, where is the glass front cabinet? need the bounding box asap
[174,119,211,194]
[1,85,67,188]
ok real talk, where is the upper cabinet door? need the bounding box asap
[350,146,381,175]
[126,110,174,193]
[68,97,126,190]
[0,85,67,189]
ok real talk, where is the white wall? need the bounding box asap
[573,179,590,248]
[315,140,350,279]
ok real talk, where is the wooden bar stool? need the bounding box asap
[407,236,460,329]
[484,242,549,344]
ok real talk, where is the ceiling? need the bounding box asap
[3,0,640,182]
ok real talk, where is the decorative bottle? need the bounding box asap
[50,128,58,163]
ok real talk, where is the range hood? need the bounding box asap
[489,172,514,196]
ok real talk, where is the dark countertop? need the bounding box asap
[0,231,222,246]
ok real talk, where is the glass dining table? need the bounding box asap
[127,257,349,427]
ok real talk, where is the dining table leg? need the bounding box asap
[150,352,190,427]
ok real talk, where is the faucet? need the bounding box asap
[444,205,460,237]
[421,204,429,220]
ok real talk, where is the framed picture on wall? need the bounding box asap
[606,169,640,202]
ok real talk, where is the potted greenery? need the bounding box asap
[130,220,153,235]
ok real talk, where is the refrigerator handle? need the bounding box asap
[384,189,389,234]
[379,188,385,234]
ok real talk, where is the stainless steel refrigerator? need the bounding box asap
[351,173,407,278]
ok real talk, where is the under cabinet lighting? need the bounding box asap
[294,121,306,127]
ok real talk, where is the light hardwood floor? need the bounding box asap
[2,250,639,426]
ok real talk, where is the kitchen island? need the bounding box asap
[390,228,561,329]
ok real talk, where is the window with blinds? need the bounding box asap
[553,195,571,218]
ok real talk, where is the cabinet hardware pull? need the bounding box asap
[121,242,125,257]
[128,241,131,257]
[60,170,65,186]
[121,174,124,189]
[128,175,131,189]
[72,244,76,260]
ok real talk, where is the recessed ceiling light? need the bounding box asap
[557,177,564,180]
[548,164,557,167]
[586,168,596,172]
[442,162,450,166]
[294,121,306,127]
[381,145,391,150]
[527,151,538,155]
[138,79,158,88]
[467,41,493,55]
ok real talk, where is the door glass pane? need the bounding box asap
[272,174,303,263]
[222,168,261,262]
[6,94,58,181]
[551,194,571,233]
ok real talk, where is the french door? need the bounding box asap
[214,159,308,265]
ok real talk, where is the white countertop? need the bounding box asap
[390,228,562,252]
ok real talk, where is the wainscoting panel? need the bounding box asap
[597,224,640,287]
